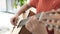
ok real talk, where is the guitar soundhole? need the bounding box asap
[57,12,60,14]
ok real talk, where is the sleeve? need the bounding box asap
[30,0,39,8]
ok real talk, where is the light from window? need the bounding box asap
[0,0,6,11]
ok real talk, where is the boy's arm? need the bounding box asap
[10,3,32,26]
[16,3,31,16]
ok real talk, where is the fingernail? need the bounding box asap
[47,25,53,31]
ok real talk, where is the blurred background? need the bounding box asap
[0,0,36,34]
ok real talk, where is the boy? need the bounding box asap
[10,0,60,34]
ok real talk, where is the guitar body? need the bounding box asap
[11,11,35,34]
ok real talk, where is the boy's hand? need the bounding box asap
[25,16,48,34]
[10,16,18,26]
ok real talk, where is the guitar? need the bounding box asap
[11,10,35,34]
[11,9,60,34]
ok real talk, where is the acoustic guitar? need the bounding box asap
[11,10,35,34]
[11,9,60,34]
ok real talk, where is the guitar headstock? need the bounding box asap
[39,9,60,31]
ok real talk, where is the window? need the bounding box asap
[0,0,6,11]
[0,0,30,14]
[0,0,16,14]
